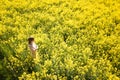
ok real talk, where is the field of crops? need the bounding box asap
[0,0,120,80]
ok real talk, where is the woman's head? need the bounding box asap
[28,37,34,44]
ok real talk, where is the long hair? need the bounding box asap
[28,37,34,44]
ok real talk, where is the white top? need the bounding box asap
[29,42,38,52]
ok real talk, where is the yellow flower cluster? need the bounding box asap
[0,0,120,80]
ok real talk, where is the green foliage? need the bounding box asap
[0,0,120,80]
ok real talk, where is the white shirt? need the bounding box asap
[29,42,38,53]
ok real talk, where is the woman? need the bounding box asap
[28,37,38,58]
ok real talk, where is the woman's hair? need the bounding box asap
[28,37,34,44]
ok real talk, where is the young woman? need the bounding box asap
[28,37,38,58]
